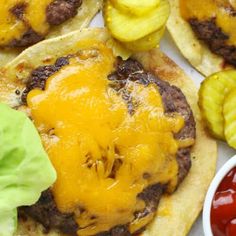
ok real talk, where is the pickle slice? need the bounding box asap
[104,0,170,42]
[123,26,165,52]
[198,70,236,139]
[110,0,160,16]
[224,88,236,149]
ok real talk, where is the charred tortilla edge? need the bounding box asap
[0,28,217,236]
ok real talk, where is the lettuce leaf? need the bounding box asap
[0,103,56,234]
[0,209,17,236]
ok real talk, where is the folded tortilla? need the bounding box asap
[167,0,233,76]
[0,28,217,236]
[0,0,102,67]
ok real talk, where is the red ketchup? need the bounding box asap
[211,167,236,236]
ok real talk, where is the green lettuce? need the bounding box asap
[0,209,17,236]
[0,103,56,235]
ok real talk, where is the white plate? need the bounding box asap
[90,13,236,236]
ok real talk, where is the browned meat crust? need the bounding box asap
[9,29,45,48]
[46,0,82,25]
[20,191,78,235]
[21,56,70,103]
[109,59,195,186]
[8,0,82,47]
[189,18,236,67]
[10,3,27,20]
[19,58,195,236]
[95,225,131,236]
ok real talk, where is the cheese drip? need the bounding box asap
[0,0,53,46]
[180,0,236,45]
[27,44,184,235]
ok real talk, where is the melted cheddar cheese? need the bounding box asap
[0,0,53,46]
[27,44,185,235]
[180,0,236,45]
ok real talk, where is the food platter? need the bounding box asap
[91,12,236,236]
[0,1,235,235]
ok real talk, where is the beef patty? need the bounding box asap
[19,58,196,236]
[46,0,82,25]
[189,18,236,67]
[9,0,82,47]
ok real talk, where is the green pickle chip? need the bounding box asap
[110,0,160,16]
[224,88,236,149]
[199,70,236,139]
[104,0,170,42]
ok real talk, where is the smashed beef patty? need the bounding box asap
[189,18,236,67]
[4,0,81,47]
[19,58,196,236]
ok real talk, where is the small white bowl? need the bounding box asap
[203,155,236,236]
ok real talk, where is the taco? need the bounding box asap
[167,0,236,76]
[0,28,217,236]
[0,0,102,66]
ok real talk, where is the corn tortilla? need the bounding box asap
[0,28,217,236]
[167,0,232,76]
[0,0,102,67]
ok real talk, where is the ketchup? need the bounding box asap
[211,167,236,236]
